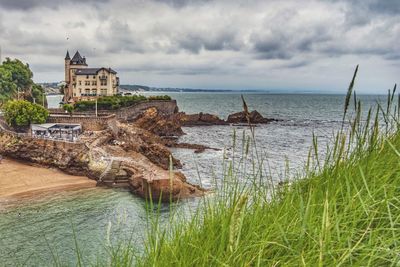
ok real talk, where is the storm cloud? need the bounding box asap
[0,0,398,93]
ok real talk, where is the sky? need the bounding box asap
[0,0,398,93]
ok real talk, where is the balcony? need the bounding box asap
[80,93,98,97]
[99,75,107,80]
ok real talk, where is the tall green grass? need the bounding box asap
[132,68,400,266]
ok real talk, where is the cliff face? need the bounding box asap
[0,132,91,177]
[133,107,184,136]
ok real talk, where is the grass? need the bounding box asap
[129,68,400,266]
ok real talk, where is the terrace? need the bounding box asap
[31,123,82,142]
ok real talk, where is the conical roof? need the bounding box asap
[70,51,87,65]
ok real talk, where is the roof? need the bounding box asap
[70,51,87,65]
[65,50,70,60]
[75,67,117,75]
[75,68,102,75]
[32,123,82,131]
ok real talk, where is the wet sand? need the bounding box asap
[0,158,96,198]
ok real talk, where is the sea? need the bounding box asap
[0,92,387,265]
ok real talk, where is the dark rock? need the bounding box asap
[227,110,273,124]
[174,112,227,126]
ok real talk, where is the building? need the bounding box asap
[63,50,119,103]
[31,123,82,142]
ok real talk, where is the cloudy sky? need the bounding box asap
[0,0,398,93]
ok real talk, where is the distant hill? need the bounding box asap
[119,85,151,91]
[120,84,233,93]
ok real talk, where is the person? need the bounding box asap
[0,155,2,164]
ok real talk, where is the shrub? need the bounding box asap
[148,95,171,101]
[2,100,49,127]
[62,104,74,115]
[73,94,169,111]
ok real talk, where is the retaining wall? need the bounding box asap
[47,114,117,132]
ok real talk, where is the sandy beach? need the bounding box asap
[0,158,96,198]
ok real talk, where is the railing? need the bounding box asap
[31,134,81,143]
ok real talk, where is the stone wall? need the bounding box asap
[47,114,117,132]
[48,100,178,122]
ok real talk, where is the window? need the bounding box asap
[79,81,81,85]
[92,81,97,86]
[93,75,96,79]
[86,75,89,79]
[100,80,107,86]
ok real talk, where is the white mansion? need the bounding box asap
[63,50,119,103]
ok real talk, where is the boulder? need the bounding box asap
[174,112,227,126]
[227,110,272,124]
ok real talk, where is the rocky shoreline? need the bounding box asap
[0,101,276,202]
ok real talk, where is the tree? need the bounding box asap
[1,58,33,91]
[0,67,17,104]
[62,104,74,116]
[0,58,46,106]
[2,100,49,128]
[26,84,47,106]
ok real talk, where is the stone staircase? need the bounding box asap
[98,159,130,187]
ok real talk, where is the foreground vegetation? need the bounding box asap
[74,95,172,111]
[131,70,400,266]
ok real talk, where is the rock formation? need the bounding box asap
[0,101,277,202]
[133,107,184,136]
[174,112,227,126]
[0,121,205,202]
[227,110,275,124]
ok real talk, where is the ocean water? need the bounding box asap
[0,93,386,265]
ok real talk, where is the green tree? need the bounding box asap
[0,58,46,106]
[26,84,47,106]
[62,104,74,116]
[2,100,49,127]
[0,67,17,104]
[1,58,33,91]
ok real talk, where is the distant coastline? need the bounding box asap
[39,82,386,96]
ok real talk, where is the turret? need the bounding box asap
[65,50,71,83]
